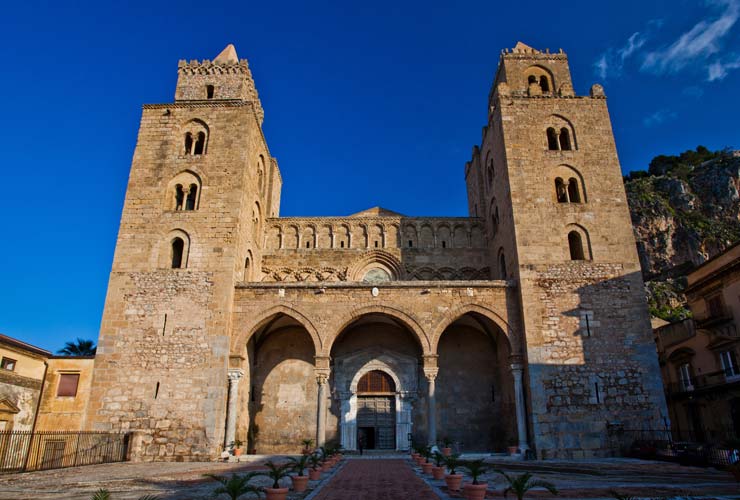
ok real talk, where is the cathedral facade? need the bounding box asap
[87,42,667,461]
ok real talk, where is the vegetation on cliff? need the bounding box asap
[625,146,740,322]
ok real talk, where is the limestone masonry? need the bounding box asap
[87,42,668,461]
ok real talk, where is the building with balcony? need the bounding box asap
[655,242,740,443]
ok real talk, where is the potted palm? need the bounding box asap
[301,438,314,455]
[431,451,446,480]
[443,453,463,492]
[420,446,434,475]
[496,470,558,500]
[441,437,453,456]
[231,439,244,457]
[461,459,489,500]
[204,472,263,500]
[91,491,162,500]
[287,454,310,492]
[260,461,292,500]
[308,453,323,480]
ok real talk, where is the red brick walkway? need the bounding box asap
[312,459,440,500]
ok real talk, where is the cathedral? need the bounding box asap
[87,42,667,461]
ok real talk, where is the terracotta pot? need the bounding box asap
[411,452,420,460]
[264,487,289,500]
[463,483,488,500]
[507,446,519,455]
[442,447,452,456]
[432,466,445,480]
[291,475,309,492]
[233,448,243,457]
[308,468,322,480]
[445,473,463,491]
[421,462,434,474]
[415,456,426,465]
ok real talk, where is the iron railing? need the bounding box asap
[0,431,130,473]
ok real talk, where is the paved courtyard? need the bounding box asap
[0,455,737,499]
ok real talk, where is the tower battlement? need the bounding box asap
[175,44,264,123]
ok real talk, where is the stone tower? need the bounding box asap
[466,42,667,458]
[86,44,281,459]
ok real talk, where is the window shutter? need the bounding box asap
[57,374,80,397]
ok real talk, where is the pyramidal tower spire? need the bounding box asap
[175,43,264,124]
[214,43,239,64]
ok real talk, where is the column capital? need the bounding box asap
[509,353,524,366]
[315,369,330,386]
[227,368,244,381]
[423,367,439,381]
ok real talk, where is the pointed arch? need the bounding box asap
[324,305,431,356]
[231,304,322,356]
[430,303,516,355]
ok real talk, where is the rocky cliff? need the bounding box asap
[624,147,740,321]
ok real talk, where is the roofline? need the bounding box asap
[688,239,740,278]
[0,333,52,357]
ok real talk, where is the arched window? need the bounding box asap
[357,370,395,393]
[193,132,206,155]
[539,75,550,93]
[167,171,201,211]
[171,238,185,268]
[174,184,185,210]
[182,119,209,156]
[547,128,559,150]
[206,85,215,99]
[184,133,193,155]
[528,75,537,85]
[493,206,500,235]
[499,251,507,279]
[568,231,585,260]
[244,251,252,281]
[559,128,572,151]
[567,178,581,203]
[185,184,198,210]
[555,178,568,203]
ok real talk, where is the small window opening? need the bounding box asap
[499,253,507,279]
[244,257,251,280]
[594,382,600,403]
[567,178,581,203]
[185,184,198,210]
[340,241,345,248]
[528,75,537,85]
[539,75,550,92]
[306,241,311,248]
[408,240,413,248]
[193,132,206,155]
[154,382,160,399]
[206,85,215,99]
[374,241,379,248]
[184,133,193,155]
[559,128,572,151]
[162,313,167,336]
[555,178,568,203]
[568,231,585,260]
[171,237,185,268]
[57,373,80,397]
[547,128,559,150]
[441,241,447,248]
[0,358,16,371]
[175,184,185,210]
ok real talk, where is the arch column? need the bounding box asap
[224,368,244,450]
[510,357,529,454]
[315,355,331,447]
[423,355,439,446]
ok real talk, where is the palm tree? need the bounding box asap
[260,461,293,489]
[205,472,263,499]
[461,459,489,485]
[496,470,558,500]
[58,338,97,356]
[288,454,311,476]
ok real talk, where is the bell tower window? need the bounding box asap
[206,85,215,99]
[171,238,185,268]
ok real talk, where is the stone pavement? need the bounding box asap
[311,458,440,500]
[0,456,737,499]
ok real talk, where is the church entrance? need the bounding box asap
[356,371,396,450]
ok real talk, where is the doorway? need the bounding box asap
[356,371,396,450]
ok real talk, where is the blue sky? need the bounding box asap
[1,0,738,352]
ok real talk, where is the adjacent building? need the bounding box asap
[655,242,740,443]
